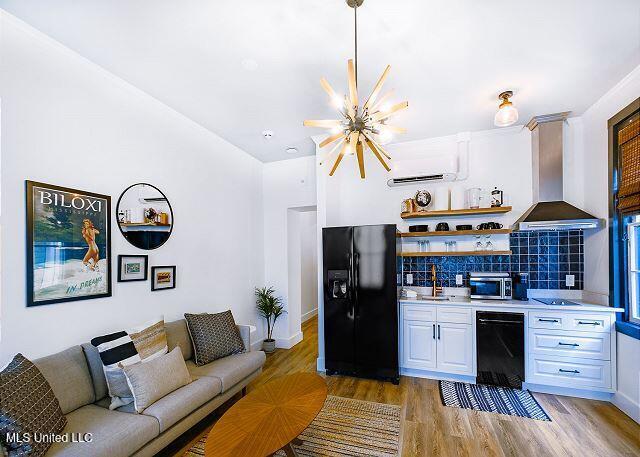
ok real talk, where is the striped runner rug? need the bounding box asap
[184,395,401,456]
[439,380,551,421]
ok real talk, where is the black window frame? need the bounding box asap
[608,97,640,334]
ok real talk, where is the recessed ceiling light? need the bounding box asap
[262,130,274,139]
[241,59,258,71]
[286,147,298,154]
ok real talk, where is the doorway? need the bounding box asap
[286,206,318,345]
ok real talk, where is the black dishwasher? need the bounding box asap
[476,311,525,389]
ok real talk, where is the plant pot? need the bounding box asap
[262,339,276,353]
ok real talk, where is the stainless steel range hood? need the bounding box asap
[512,112,604,231]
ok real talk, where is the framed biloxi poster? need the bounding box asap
[26,181,112,306]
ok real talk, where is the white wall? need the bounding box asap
[300,211,318,322]
[580,65,640,422]
[262,156,316,346]
[0,13,265,365]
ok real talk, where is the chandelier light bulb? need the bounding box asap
[332,95,345,110]
[494,90,518,127]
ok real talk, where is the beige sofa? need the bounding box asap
[30,319,266,457]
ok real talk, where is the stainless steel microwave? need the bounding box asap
[469,272,512,300]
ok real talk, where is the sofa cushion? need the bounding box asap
[186,351,265,392]
[33,345,95,414]
[1,353,67,457]
[46,404,159,457]
[184,311,245,365]
[141,377,221,432]
[165,319,193,361]
[91,317,168,410]
[124,347,192,413]
[81,343,109,402]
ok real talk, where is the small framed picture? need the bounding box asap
[118,255,148,282]
[151,265,176,291]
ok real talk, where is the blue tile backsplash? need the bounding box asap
[402,230,584,290]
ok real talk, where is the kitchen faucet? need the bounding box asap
[431,264,443,298]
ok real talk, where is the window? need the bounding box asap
[609,100,639,334]
[628,218,640,324]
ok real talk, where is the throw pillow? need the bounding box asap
[184,310,245,366]
[0,353,67,457]
[123,347,191,413]
[91,316,167,409]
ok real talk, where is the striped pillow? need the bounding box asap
[91,317,167,410]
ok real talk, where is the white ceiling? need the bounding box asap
[1,0,639,162]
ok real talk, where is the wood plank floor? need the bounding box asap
[164,316,640,457]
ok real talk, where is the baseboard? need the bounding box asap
[524,383,614,401]
[275,331,303,349]
[302,308,318,323]
[400,368,476,384]
[613,391,640,424]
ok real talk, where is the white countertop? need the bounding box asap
[399,296,624,313]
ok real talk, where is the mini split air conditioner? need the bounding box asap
[387,151,467,187]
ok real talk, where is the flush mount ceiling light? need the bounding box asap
[303,0,408,179]
[494,90,519,127]
[286,147,298,154]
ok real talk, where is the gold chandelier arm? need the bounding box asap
[329,140,351,176]
[347,59,358,116]
[362,132,391,160]
[371,101,409,122]
[319,138,346,166]
[363,136,391,171]
[363,65,391,110]
[356,139,365,179]
[319,132,345,148]
[378,124,407,134]
[370,89,395,113]
[320,77,338,101]
[303,119,342,128]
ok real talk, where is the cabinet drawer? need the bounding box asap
[528,329,610,360]
[403,305,436,322]
[529,312,565,329]
[529,311,612,332]
[528,355,611,390]
[437,306,472,324]
[565,314,611,333]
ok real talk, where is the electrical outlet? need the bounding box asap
[406,273,413,285]
[565,274,575,287]
[456,274,463,286]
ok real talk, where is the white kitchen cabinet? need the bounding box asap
[402,320,437,370]
[400,304,473,375]
[436,322,474,374]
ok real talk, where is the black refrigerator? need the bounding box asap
[323,224,400,384]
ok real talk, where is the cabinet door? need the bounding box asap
[436,323,473,374]
[402,320,437,370]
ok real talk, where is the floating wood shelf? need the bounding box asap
[400,250,512,257]
[120,222,171,227]
[401,229,512,238]
[401,206,512,219]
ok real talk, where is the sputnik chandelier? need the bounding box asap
[304,0,408,179]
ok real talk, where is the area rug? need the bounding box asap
[439,380,551,421]
[184,395,401,456]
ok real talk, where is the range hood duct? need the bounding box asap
[512,112,604,231]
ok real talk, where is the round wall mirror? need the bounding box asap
[116,183,173,250]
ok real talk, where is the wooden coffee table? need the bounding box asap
[205,372,327,457]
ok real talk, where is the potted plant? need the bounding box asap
[255,286,286,353]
